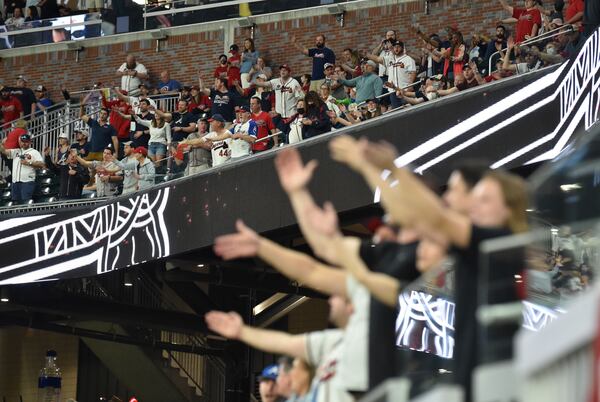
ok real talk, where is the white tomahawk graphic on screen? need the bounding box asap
[0,188,170,284]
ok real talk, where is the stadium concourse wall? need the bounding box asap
[0,0,507,100]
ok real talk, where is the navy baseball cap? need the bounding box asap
[19,133,32,142]
[258,364,279,382]
[238,105,250,113]
[208,114,226,123]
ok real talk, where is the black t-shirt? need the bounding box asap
[359,240,421,389]
[451,225,515,402]
[585,0,600,36]
[87,118,117,152]
[133,112,154,148]
[210,88,237,123]
[70,142,91,158]
[170,111,196,142]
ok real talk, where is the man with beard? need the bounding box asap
[70,130,91,158]
[0,133,44,202]
[484,24,508,73]
[292,34,336,92]
[116,54,148,96]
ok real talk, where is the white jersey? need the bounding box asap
[386,54,416,91]
[9,148,43,183]
[229,119,258,158]
[204,131,232,167]
[269,77,302,118]
[378,49,392,76]
[118,62,148,95]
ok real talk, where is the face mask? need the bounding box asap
[546,47,556,55]
[425,91,438,101]
[297,108,305,115]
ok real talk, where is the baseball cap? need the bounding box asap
[551,18,564,26]
[238,105,250,113]
[324,63,334,70]
[279,64,291,72]
[19,133,32,142]
[133,146,148,157]
[391,40,404,47]
[258,364,279,382]
[256,73,268,80]
[58,132,69,139]
[229,44,239,52]
[122,141,133,146]
[208,114,226,123]
[138,83,149,88]
[35,85,46,92]
[16,75,28,82]
[365,60,377,68]
[78,130,88,137]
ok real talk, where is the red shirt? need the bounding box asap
[512,7,542,43]
[5,127,26,149]
[0,96,23,128]
[565,0,584,31]
[214,65,228,78]
[102,97,132,140]
[251,111,275,152]
[188,94,212,113]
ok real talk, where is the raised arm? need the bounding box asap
[198,77,212,97]
[498,0,514,15]
[366,53,384,65]
[274,148,361,265]
[205,310,307,360]
[214,220,348,297]
[329,136,472,248]
[291,35,309,56]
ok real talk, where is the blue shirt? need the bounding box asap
[157,79,181,93]
[308,47,336,80]
[240,50,259,73]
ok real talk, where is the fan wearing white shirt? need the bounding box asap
[367,40,416,110]
[0,133,44,201]
[116,54,148,96]
[254,64,303,119]
[228,106,257,159]
[203,114,233,167]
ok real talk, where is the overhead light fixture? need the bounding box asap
[197,264,204,268]
[0,287,9,302]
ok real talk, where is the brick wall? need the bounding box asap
[0,326,79,402]
[0,0,512,102]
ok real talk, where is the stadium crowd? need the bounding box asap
[0,0,587,203]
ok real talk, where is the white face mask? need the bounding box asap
[546,46,557,55]
[425,91,438,101]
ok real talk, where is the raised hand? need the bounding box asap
[213,220,260,260]
[274,148,318,193]
[329,135,368,171]
[363,139,399,171]
[205,311,244,339]
[305,201,340,239]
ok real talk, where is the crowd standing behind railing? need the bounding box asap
[0,0,586,205]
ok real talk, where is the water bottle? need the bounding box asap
[37,350,61,402]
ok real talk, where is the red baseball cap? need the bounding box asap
[133,146,148,157]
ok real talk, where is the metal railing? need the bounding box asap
[488,24,574,75]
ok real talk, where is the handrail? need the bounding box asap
[357,80,424,108]
[143,0,266,18]
[487,24,574,74]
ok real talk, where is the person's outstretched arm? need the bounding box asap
[214,220,348,297]
[274,148,361,265]
[205,310,307,359]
